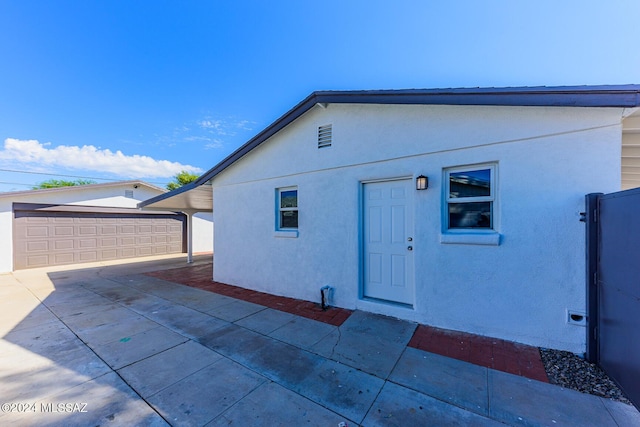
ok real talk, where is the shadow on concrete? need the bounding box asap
[0,254,210,426]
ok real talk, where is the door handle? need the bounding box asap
[407,246,413,251]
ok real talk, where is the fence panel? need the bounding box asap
[596,188,640,408]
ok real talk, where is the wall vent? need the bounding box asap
[125,190,134,198]
[318,124,332,148]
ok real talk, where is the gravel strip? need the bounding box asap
[540,348,632,405]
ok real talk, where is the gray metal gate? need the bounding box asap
[585,189,640,408]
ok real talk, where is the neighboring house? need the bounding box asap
[140,85,640,354]
[0,180,213,273]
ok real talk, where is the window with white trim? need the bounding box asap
[277,187,298,230]
[445,164,496,230]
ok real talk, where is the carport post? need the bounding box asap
[184,210,195,263]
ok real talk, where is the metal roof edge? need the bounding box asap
[310,85,640,107]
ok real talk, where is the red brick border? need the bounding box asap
[146,264,352,326]
[408,324,548,382]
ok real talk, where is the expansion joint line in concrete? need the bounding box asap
[29,278,174,426]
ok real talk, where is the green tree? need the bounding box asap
[166,170,199,190]
[32,179,97,189]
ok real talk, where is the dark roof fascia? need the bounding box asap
[139,85,640,208]
[312,85,640,108]
[13,202,179,215]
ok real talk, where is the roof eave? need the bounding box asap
[192,85,640,186]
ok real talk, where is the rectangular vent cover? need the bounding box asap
[318,124,332,148]
[125,190,134,198]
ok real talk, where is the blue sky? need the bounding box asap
[0,1,638,192]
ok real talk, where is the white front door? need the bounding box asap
[363,179,415,305]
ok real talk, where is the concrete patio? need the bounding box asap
[1,254,638,426]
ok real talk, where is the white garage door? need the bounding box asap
[13,203,185,270]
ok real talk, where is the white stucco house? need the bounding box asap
[140,85,640,354]
[0,180,213,273]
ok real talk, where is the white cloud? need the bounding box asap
[198,119,222,130]
[183,136,213,142]
[204,138,224,150]
[0,138,202,178]
[198,118,232,136]
[235,120,254,131]
[155,116,256,152]
[196,116,256,138]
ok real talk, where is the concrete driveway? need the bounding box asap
[1,255,638,426]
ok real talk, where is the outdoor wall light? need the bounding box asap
[416,175,428,190]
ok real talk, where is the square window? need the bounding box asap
[445,165,496,230]
[277,187,298,229]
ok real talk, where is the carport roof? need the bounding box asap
[137,181,212,212]
[138,84,640,212]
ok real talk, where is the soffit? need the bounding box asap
[622,110,640,190]
[138,183,212,212]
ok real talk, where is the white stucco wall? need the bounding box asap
[193,213,214,254]
[211,103,623,353]
[0,183,213,273]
